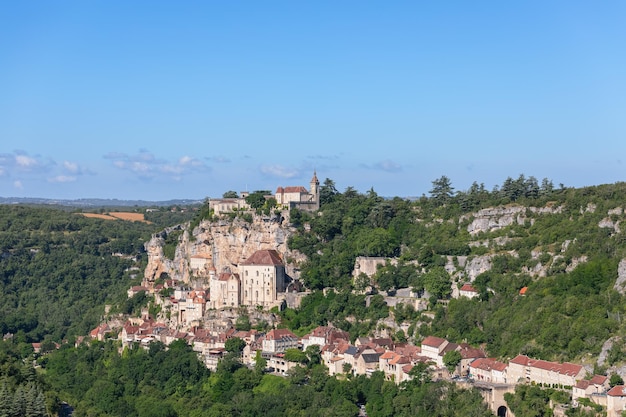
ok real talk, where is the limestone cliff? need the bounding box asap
[144,213,306,285]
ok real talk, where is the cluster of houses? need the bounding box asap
[87,317,626,417]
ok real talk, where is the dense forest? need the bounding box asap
[2,175,626,415]
[0,206,195,342]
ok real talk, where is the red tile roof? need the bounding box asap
[280,186,308,194]
[590,375,608,385]
[470,357,508,372]
[608,385,626,397]
[241,250,283,266]
[510,355,583,377]
[460,283,478,293]
[519,286,528,295]
[421,336,447,348]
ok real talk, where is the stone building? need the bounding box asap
[209,271,241,309]
[275,171,319,211]
[240,249,286,307]
[208,249,287,309]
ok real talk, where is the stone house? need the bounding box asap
[573,375,609,401]
[209,271,241,309]
[507,355,585,386]
[469,358,508,384]
[420,336,450,368]
[355,349,382,376]
[301,326,350,350]
[458,283,479,299]
[262,329,299,353]
[607,385,626,417]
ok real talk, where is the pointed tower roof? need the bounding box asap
[310,170,319,184]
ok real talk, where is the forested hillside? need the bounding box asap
[287,177,626,365]
[0,205,194,342]
[2,176,626,416]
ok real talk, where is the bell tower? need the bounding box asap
[310,170,320,209]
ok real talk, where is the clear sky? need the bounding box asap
[1,1,625,201]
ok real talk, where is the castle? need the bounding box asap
[209,171,320,215]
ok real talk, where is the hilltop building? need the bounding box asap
[208,171,320,215]
[275,171,319,211]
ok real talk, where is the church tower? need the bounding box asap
[310,171,320,209]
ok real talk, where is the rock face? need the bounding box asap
[464,204,562,235]
[144,214,306,284]
[614,259,626,295]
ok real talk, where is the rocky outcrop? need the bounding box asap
[144,214,306,284]
[463,204,563,236]
[464,255,493,281]
[614,259,626,295]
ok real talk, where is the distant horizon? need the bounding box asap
[2,2,625,200]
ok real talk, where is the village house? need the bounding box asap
[457,343,486,376]
[301,326,350,350]
[572,375,609,402]
[355,349,382,376]
[469,358,508,384]
[189,254,213,276]
[89,323,111,342]
[420,335,450,368]
[261,329,299,354]
[208,193,251,216]
[458,283,479,299]
[209,271,241,309]
[607,385,626,417]
[507,354,585,387]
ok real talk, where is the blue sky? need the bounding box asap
[1,1,625,201]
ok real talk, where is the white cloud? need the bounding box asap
[260,165,300,179]
[63,161,79,173]
[105,149,209,181]
[360,159,403,173]
[48,175,77,183]
[15,154,38,168]
[13,180,23,189]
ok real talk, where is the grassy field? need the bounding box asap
[80,212,150,223]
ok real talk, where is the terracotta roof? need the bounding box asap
[241,250,283,266]
[590,375,608,385]
[470,357,508,372]
[421,336,448,348]
[575,380,591,390]
[608,385,626,397]
[380,351,396,360]
[460,283,478,293]
[458,344,486,359]
[509,354,532,366]
[519,286,528,295]
[510,355,583,376]
[265,329,297,341]
[281,186,308,194]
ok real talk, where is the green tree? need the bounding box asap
[245,191,271,210]
[222,191,239,198]
[319,178,339,205]
[443,350,462,374]
[225,337,246,354]
[430,175,454,205]
[610,373,624,387]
